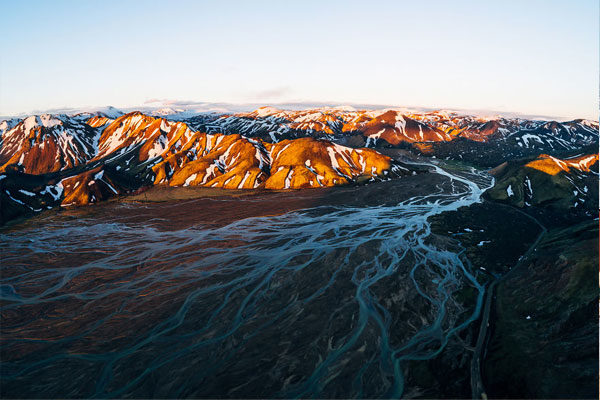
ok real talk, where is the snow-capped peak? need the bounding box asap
[254,106,282,117]
[23,114,63,132]
[152,107,186,116]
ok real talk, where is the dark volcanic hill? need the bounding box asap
[485,152,599,216]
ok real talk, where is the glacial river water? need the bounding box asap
[0,165,493,398]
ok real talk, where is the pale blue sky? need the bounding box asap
[1,0,598,119]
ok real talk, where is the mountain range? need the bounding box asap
[0,106,598,225]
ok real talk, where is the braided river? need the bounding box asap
[1,164,493,398]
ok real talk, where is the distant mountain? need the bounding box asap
[183,107,597,165]
[73,105,125,119]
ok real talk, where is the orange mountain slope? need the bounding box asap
[525,153,599,175]
[0,115,99,174]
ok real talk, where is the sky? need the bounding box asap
[0,0,598,119]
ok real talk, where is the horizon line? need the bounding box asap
[1,100,597,123]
